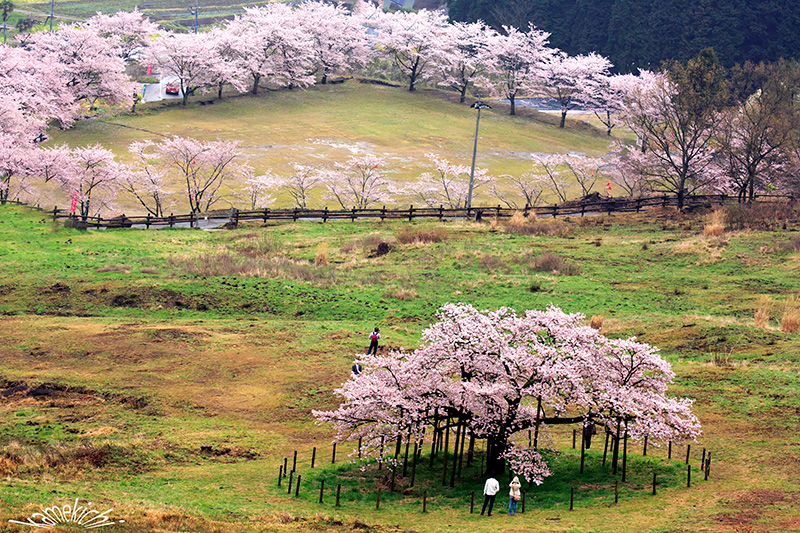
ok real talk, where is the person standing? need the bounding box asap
[367,327,380,355]
[508,475,521,515]
[480,476,500,516]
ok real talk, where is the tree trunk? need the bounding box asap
[460,85,467,104]
[485,436,506,476]
[321,74,328,85]
[251,75,260,95]
[560,110,567,128]
[509,95,516,116]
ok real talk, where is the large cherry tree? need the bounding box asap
[316,303,701,483]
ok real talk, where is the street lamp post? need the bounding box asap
[466,94,491,215]
[190,0,198,34]
[49,0,54,31]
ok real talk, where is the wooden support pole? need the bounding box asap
[622,430,628,482]
[283,457,288,477]
[580,428,586,474]
[410,442,418,488]
[311,447,316,468]
[614,480,619,504]
[287,470,293,495]
[332,442,336,464]
[278,465,282,487]
[643,436,648,456]
[668,441,672,460]
[423,490,428,513]
[335,484,341,507]
[470,491,474,514]
[569,486,574,511]
[442,417,450,486]
[319,479,324,503]
[292,450,297,472]
[376,488,381,510]
[403,431,411,477]
[685,444,691,465]
[457,422,467,478]
[295,475,301,497]
[705,453,711,480]
[652,472,657,495]
[449,418,461,487]
[687,465,691,487]
[573,429,577,449]
[603,430,610,466]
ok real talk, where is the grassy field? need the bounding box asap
[34,81,612,214]
[1,202,799,532]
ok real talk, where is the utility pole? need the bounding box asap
[466,94,491,213]
[49,0,54,31]
[190,0,198,34]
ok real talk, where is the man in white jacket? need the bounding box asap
[480,476,500,516]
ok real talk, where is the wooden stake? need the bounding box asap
[602,430,610,466]
[335,484,341,507]
[572,429,577,449]
[643,436,648,456]
[278,465,282,487]
[295,475,301,497]
[423,490,428,513]
[685,444,691,465]
[311,447,316,468]
[652,472,657,495]
[622,430,628,482]
[292,450,297,472]
[569,486,574,510]
[332,442,337,464]
[580,428,586,474]
[668,441,672,460]
[319,479,324,503]
[287,470,293,495]
[705,452,711,480]
[687,464,691,487]
[376,487,381,510]
[614,480,619,504]
[470,491,474,514]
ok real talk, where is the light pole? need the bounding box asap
[466,94,491,214]
[189,0,198,34]
[49,0,54,31]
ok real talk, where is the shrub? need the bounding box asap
[503,216,571,237]
[384,287,417,301]
[723,202,799,230]
[96,264,132,273]
[590,315,604,330]
[528,252,581,276]
[479,253,509,273]
[395,227,448,244]
[234,232,281,257]
[781,296,800,334]
[341,233,387,253]
[754,296,771,329]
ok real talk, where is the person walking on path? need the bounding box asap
[508,475,521,515]
[367,327,380,355]
[480,476,500,516]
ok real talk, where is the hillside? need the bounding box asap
[1,203,799,531]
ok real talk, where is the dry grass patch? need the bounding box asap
[96,264,132,273]
[394,227,448,244]
[755,296,771,329]
[504,211,572,236]
[590,315,604,330]
[526,252,581,276]
[315,243,329,266]
[781,296,800,333]
[384,287,417,301]
[703,209,726,236]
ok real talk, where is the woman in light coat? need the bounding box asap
[508,475,521,515]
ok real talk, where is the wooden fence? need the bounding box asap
[3,193,796,229]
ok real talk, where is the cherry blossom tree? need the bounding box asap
[155,136,250,213]
[85,8,158,63]
[226,5,314,95]
[619,51,728,209]
[375,9,450,92]
[27,25,133,111]
[0,45,77,130]
[322,155,392,209]
[590,73,643,137]
[492,171,546,209]
[608,143,649,198]
[45,144,122,218]
[403,153,490,208]
[243,172,277,210]
[716,62,800,201]
[206,27,250,100]
[270,164,322,209]
[484,24,553,116]
[539,52,612,128]
[119,140,171,217]
[562,155,605,198]
[315,303,701,481]
[531,154,569,203]
[295,1,372,85]
[149,32,215,106]
[433,20,496,103]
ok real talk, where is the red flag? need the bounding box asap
[146,64,152,76]
[70,192,78,214]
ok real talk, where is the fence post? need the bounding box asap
[332,442,336,464]
[311,447,316,468]
[335,484,341,507]
[292,450,297,472]
[287,470,294,495]
[572,429,576,449]
[234,208,239,228]
[146,214,151,229]
[323,207,328,223]
[438,205,443,221]
[685,444,691,464]
[190,212,194,228]
[408,205,414,221]
[422,490,427,513]
[351,207,356,222]
[295,475,301,497]
[668,441,672,460]
[687,465,691,487]
[569,486,574,511]
[705,452,711,480]
[169,213,175,227]
[376,487,381,510]
[319,479,325,503]
[278,465,282,487]
[496,204,501,218]
[293,208,298,222]
[652,472,657,495]
[553,205,558,218]
[263,208,268,222]
[53,206,58,220]
[283,457,288,477]
[381,205,386,221]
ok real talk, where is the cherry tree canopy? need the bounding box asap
[85,8,158,63]
[315,303,701,483]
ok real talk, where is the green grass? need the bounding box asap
[1,203,800,532]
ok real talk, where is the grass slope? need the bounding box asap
[1,204,799,532]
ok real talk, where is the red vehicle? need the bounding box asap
[165,81,180,95]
